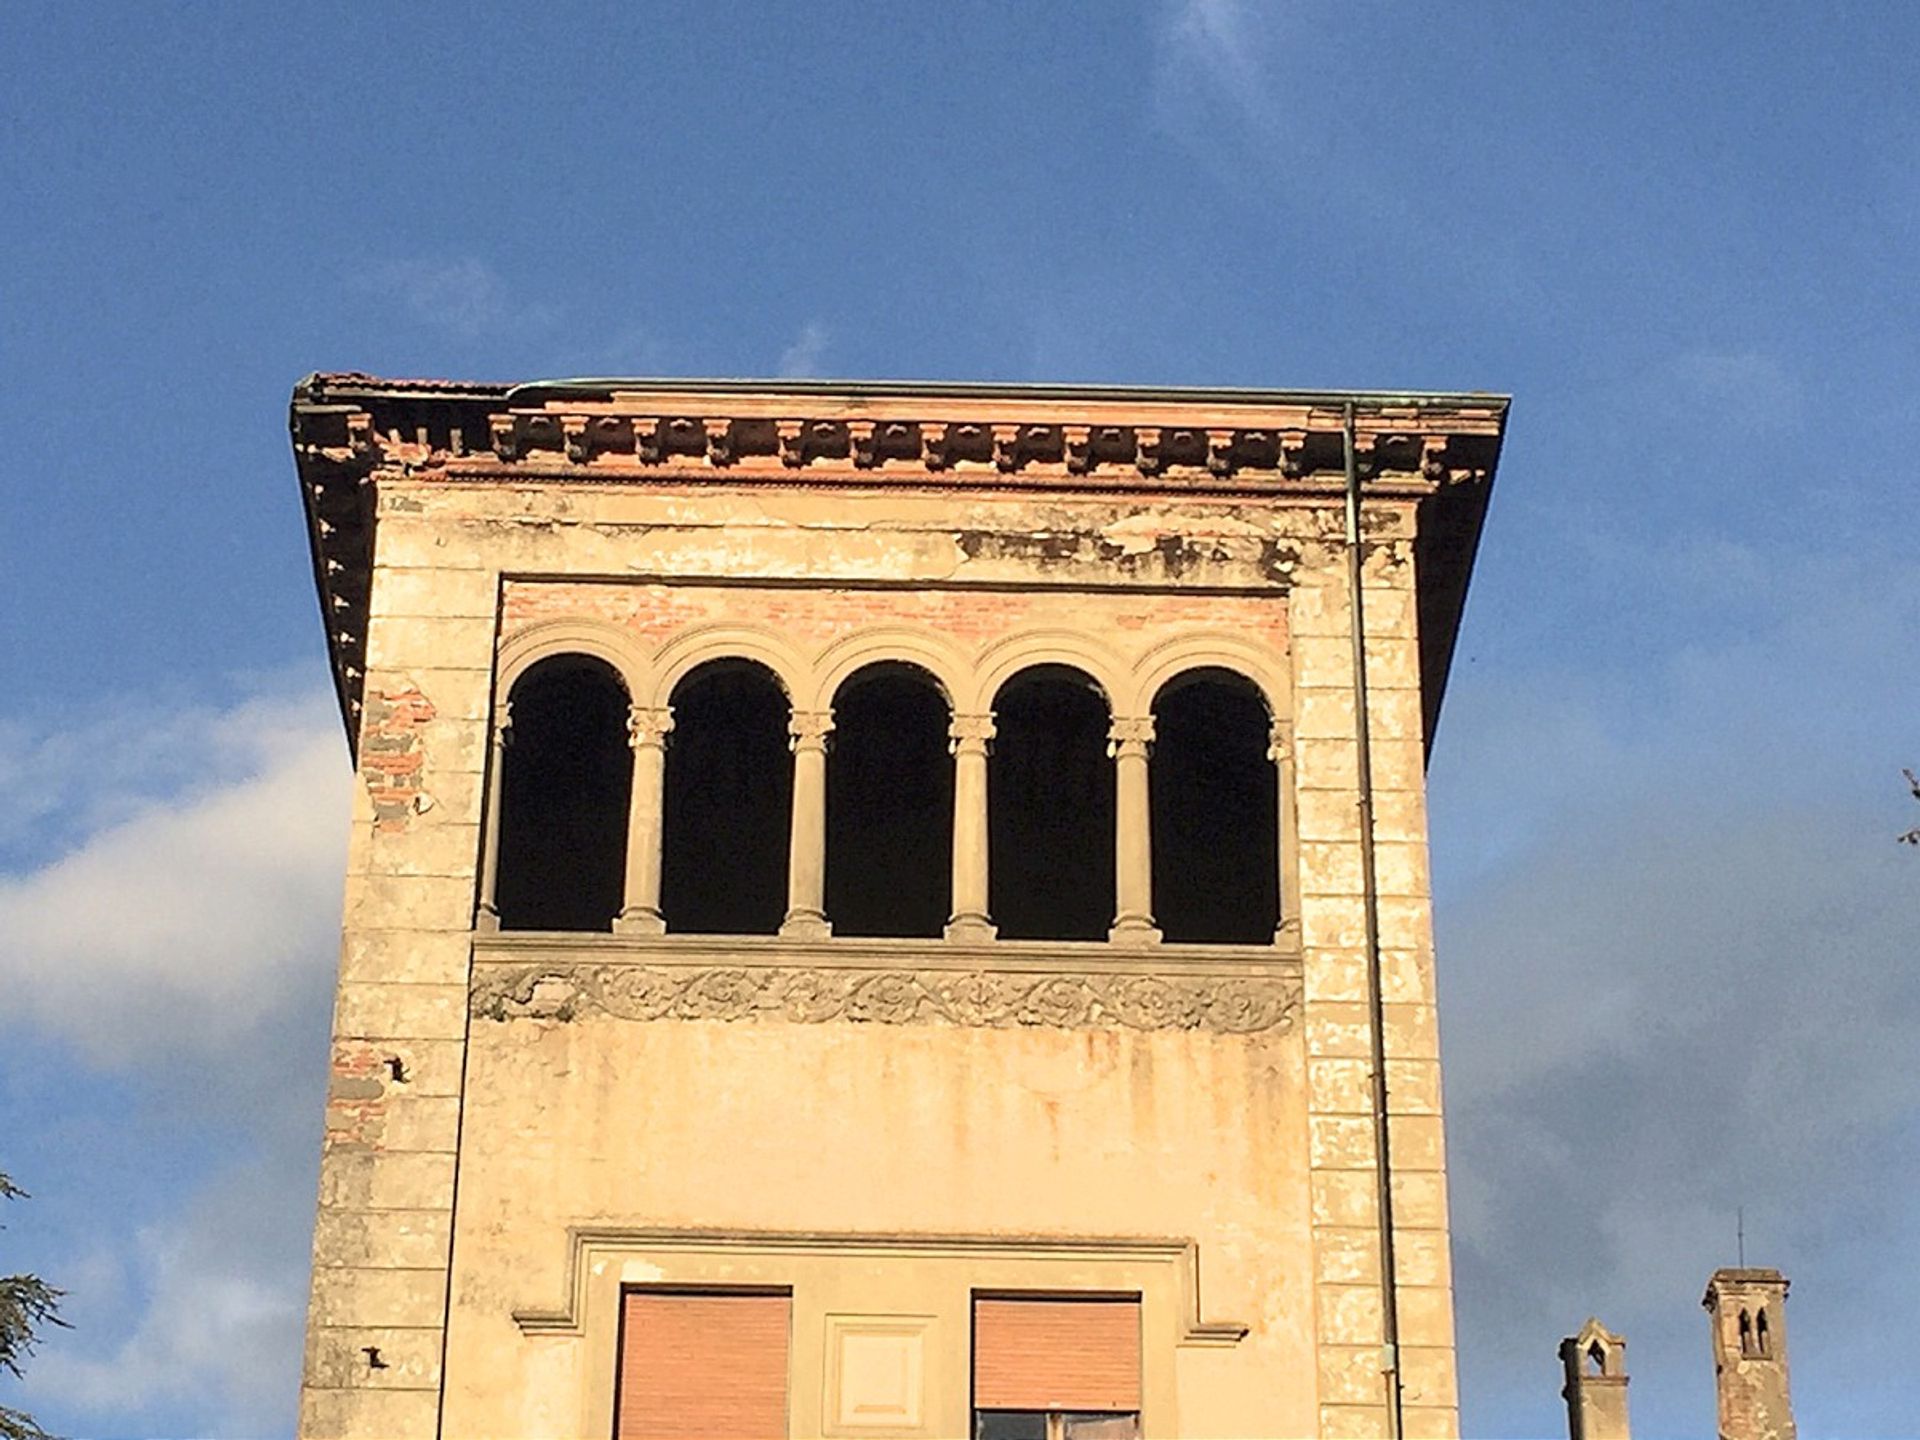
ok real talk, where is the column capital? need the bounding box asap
[948,712,997,755]
[1267,717,1293,763]
[492,701,513,744]
[789,710,834,752]
[1107,715,1155,757]
[627,705,675,749]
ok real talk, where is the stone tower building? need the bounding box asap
[290,375,1507,1438]
[1703,1269,1796,1440]
[1558,1318,1630,1440]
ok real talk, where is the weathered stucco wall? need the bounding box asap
[299,468,1455,1439]
[446,1011,1311,1438]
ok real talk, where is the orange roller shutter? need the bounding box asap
[617,1290,791,1440]
[973,1296,1142,1413]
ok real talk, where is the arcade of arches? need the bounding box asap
[482,652,1288,945]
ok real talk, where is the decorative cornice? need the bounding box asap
[291,380,1500,493]
[471,961,1300,1034]
[421,414,1495,489]
[289,375,1506,758]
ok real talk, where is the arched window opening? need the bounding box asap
[1150,669,1278,944]
[1738,1308,1754,1356]
[826,663,953,937]
[1585,1342,1605,1376]
[495,655,631,932]
[661,660,792,934]
[1755,1308,1770,1356]
[989,666,1114,940]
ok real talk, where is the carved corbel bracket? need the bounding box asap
[489,413,519,461]
[345,412,377,462]
[562,416,592,465]
[1063,425,1092,474]
[776,419,806,468]
[704,419,735,467]
[1206,428,1236,477]
[633,418,663,465]
[992,424,1021,473]
[848,420,878,469]
[1134,427,1164,476]
[1278,430,1308,478]
[921,422,951,471]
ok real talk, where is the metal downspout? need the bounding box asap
[1345,400,1405,1435]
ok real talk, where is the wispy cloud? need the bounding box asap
[24,1147,314,1437]
[1150,0,1285,169]
[350,256,556,339]
[776,320,832,379]
[1664,348,1804,431]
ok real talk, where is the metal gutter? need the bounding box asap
[505,375,1511,411]
[1346,399,1404,1435]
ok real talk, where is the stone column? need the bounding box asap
[781,710,834,940]
[1107,716,1161,945]
[1270,716,1296,944]
[945,713,997,943]
[614,705,674,934]
[474,702,510,932]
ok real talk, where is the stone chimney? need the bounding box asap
[1559,1318,1630,1440]
[1702,1268,1796,1440]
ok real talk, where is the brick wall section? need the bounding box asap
[1292,525,1459,1440]
[298,523,494,1439]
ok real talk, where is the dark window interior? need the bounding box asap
[661,660,792,934]
[989,666,1114,940]
[1150,669,1278,944]
[826,663,953,937]
[495,655,631,931]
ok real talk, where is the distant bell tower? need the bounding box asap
[1702,1268,1796,1440]
[1559,1317,1629,1440]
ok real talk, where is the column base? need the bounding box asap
[1107,916,1162,947]
[943,914,998,944]
[475,905,501,934]
[779,910,833,941]
[1273,916,1301,946]
[613,907,667,936]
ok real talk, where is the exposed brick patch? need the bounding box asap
[326,1044,388,1152]
[361,686,437,831]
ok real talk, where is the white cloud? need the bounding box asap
[0,689,350,1068]
[776,320,832,379]
[23,1145,315,1437]
[352,256,555,339]
[0,686,344,1436]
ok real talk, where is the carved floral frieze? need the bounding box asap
[471,962,1300,1035]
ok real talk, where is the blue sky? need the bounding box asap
[2,2,1916,1435]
